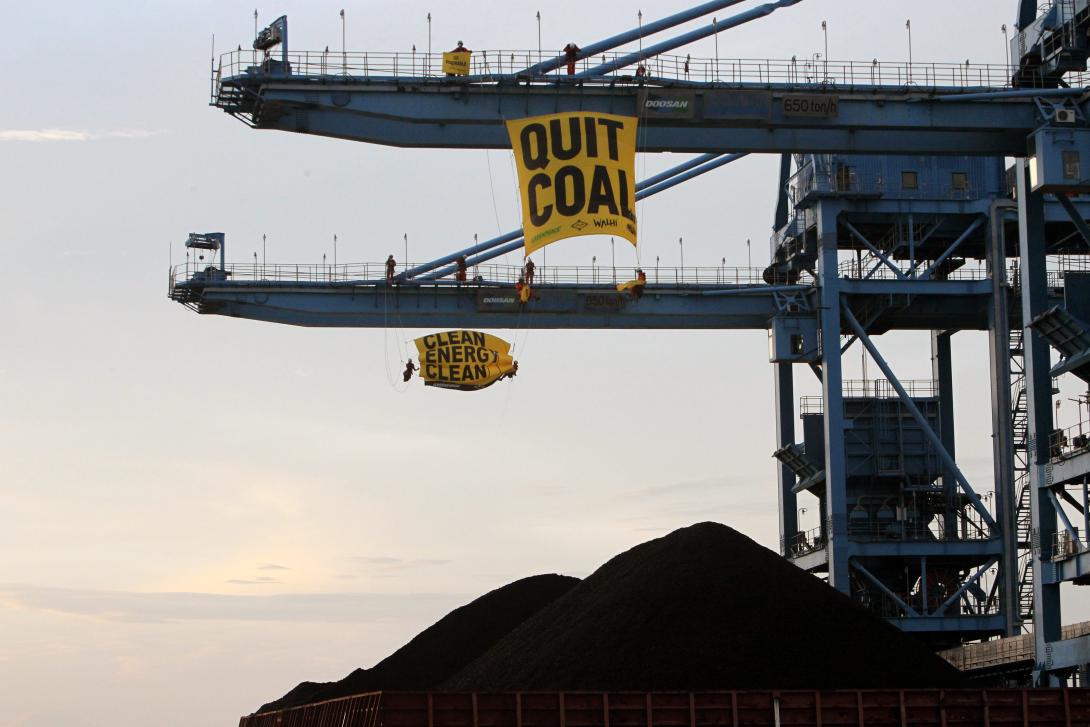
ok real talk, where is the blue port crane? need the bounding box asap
[174,0,1090,684]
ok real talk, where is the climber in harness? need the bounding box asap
[403,359,417,382]
[515,275,533,304]
[386,254,397,282]
[499,360,519,381]
[524,258,536,286]
[455,255,468,283]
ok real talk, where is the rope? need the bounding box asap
[634,87,651,268]
[484,149,511,265]
[382,283,412,394]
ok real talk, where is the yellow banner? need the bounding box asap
[414,330,517,391]
[506,112,638,255]
[442,51,471,75]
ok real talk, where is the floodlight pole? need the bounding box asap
[340,9,347,75]
[906,19,913,82]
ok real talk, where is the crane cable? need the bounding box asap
[382,282,412,393]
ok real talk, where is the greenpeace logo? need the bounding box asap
[645,99,689,110]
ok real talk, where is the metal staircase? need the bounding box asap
[1011,327,1035,627]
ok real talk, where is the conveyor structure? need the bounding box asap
[174,0,1090,683]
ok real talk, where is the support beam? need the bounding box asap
[577,0,806,77]
[1049,489,1082,543]
[775,362,797,556]
[521,0,750,76]
[987,200,1021,637]
[921,216,986,279]
[851,560,919,617]
[422,153,748,279]
[932,330,958,540]
[774,154,792,232]
[844,221,907,280]
[1054,193,1090,250]
[841,302,999,531]
[817,203,851,593]
[405,153,727,278]
[1016,159,1063,684]
[934,558,1000,616]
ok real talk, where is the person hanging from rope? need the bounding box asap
[386,254,397,282]
[499,360,519,381]
[403,358,417,383]
[562,42,581,75]
[515,275,533,305]
[635,62,647,78]
[455,255,468,283]
[524,258,536,286]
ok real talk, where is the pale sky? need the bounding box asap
[3,1,1088,726]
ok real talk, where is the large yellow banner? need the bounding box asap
[506,112,638,255]
[414,330,517,391]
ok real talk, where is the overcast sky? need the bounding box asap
[3,1,1089,726]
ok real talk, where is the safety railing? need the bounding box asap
[846,509,993,543]
[857,574,1001,620]
[214,47,1063,90]
[1052,529,1088,561]
[1048,420,1090,460]
[170,261,801,289]
[799,379,937,415]
[471,263,774,286]
[836,259,991,282]
[787,526,825,557]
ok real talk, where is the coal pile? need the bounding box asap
[442,522,964,691]
[258,573,579,713]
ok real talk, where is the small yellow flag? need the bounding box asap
[442,51,471,75]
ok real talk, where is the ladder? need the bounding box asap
[1010,327,1035,626]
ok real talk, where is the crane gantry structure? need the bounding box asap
[172,0,1090,684]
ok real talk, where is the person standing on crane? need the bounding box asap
[446,40,472,76]
[455,255,468,283]
[524,258,536,286]
[386,254,397,282]
[563,43,580,75]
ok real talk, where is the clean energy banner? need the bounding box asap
[414,330,517,391]
[506,112,638,255]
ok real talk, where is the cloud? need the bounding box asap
[0,584,466,625]
[225,577,281,585]
[0,128,162,142]
[256,563,290,571]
